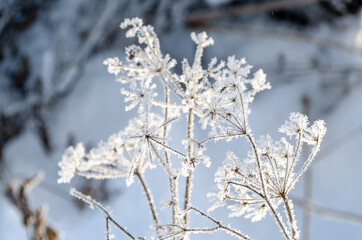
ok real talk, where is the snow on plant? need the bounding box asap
[58,17,326,240]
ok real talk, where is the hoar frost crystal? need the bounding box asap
[58,18,326,240]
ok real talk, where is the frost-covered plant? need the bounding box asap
[58,18,326,240]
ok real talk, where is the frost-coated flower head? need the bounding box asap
[245,203,268,222]
[250,69,271,94]
[278,137,293,163]
[279,112,309,137]
[181,139,211,174]
[226,56,251,78]
[58,143,85,183]
[257,135,274,156]
[190,31,214,48]
[121,78,157,113]
[120,17,144,38]
[198,93,231,135]
[304,120,327,145]
[103,57,122,75]
[148,54,177,75]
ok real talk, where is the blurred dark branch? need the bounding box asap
[0,0,22,36]
[189,22,362,56]
[315,123,362,164]
[0,0,53,41]
[185,0,320,26]
[0,0,122,161]
[293,197,362,224]
[53,0,121,100]
[0,112,25,163]
[5,174,58,240]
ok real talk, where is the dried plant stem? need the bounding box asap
[106,217,110,240]
[160,226,220,240]
[107,216,136,240]
[302,162,312,240]
[149,137,186,158]
[282,195,298,240]
[246,133,291,240]
[158,72,183,99]
[284,132,302,192]
[287,144,320,193]
[149,141,180,226]
[83,194,136,239]
[184,108,194,226]
[199,133,245,145]
[238,93,247,129]
[162,85,179,226]
[170,178,179,225]
[135,172,160,236]
[188,207,251,240]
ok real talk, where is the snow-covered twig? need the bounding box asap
[70,188,137,240]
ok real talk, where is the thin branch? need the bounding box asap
[147,117,178,138]
[287,142,320,193]
[106,217,110,240]
[158,72,184,99]
[199,132,245,145]
[162,85,179,227]
[163,70,185,95]
[188,207,251,240]
[238,92,247,129]
[149,136,186,158]
[149,141,173,177]
[284,132,302,193]
[302,163,312,240]
[71,189,136,239]
[265,154,282,192]
[135,172,160,236]
[159,225,220,240]
[282,194,298,240]
[185,0,320,25]
[227,181,264,199]
[265,172,281,194]
[226,195,281,205]
[217,112,244,131]
[232,169,271,195]
[184,108,194,226]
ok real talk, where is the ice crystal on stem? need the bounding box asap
[58,17,326,240]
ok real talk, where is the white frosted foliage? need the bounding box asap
[58,17,327,240]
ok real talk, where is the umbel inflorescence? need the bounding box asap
[58,18,326,240]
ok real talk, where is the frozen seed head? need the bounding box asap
[58,143,85,184]
[103,57,122,75]
[279,112,309,137]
